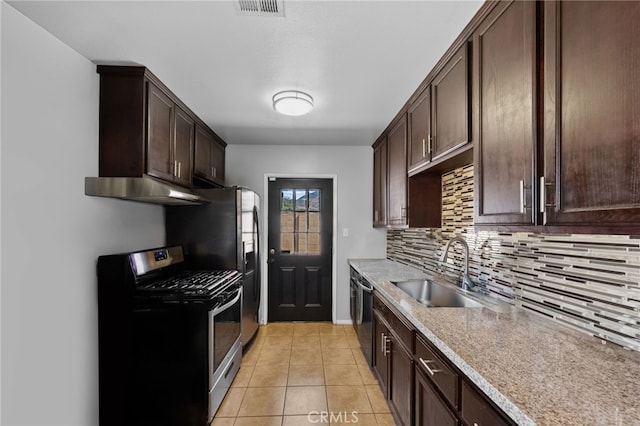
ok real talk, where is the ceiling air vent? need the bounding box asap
[236,0,285,17]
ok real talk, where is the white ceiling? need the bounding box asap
[8,0,483,146]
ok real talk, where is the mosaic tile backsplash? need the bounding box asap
[387,164,640,352]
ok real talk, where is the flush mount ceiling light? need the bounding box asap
[272,90,314,116]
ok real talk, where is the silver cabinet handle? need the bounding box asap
[174,160,178,177]
[519,180,525,214]
[178,161,181,178]
[213,166,217,178]
[381,333,386,355]
[384,335,391,355]
[422,138,426,158]
[419,357,442,376]
[428,135,433,154]
[540,176,545,213]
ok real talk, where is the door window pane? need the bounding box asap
[281,211,294,233]
[296,234,308,254]
[296,212,308,232]
[308,212,320,232]
[281,233,294,253]
[281,190,294,210]
[295,189,308,211]
[309,189,320,211]
[308,233,320,255]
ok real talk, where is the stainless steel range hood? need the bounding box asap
[84,177,210,205]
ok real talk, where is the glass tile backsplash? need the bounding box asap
[387,164,640,352]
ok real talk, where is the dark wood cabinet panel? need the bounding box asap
[415,368,458,426]
[461,380,510,426]
[373,311,390,396]
[473,0,536,225]
[147,82,175,182]
[408,87,432,173]
[387,116,408,228]
[211,137,225,185]
[543,0,640,231]
[390,336,414,426]
[194,124,225,187]
[374,294,415,425]
[432,43,470,161]
[373,138,388,227]
[194,125,212,179]
[173,106,194,187]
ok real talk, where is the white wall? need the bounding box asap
[1,3,165,425]
[226,144,387,323]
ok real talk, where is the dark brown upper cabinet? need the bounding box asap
[543,1,640,233]
[373,137,388,227]
[473,0,536,226]
[408,87,431,172]
[194,124,226,187]
[97,66,224,189]
[146,83,193,187]
[387,116,408,228]
[408,44,471,177]
[431,43,470,161]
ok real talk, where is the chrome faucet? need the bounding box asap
[439,236,476,291]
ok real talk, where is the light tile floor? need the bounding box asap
[212,322,397,426]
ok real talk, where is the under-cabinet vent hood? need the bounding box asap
[84,177,209,205]
[235,0,284,17]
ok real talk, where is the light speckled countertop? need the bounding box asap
[349,258,640,426]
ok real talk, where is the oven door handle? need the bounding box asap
[213,288,242,316]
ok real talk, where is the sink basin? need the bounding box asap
[391,279,483,308]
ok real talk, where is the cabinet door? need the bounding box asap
[473,0,536,225]
[431,43,470,161]
[461,380,510,426]
[387,117,408,227]
[211,137,225,186]
[147,82,175,182]
[415,369,458,426]
[543,1,640,231]
[373,138,388,227]
[173,106,194,187]
[194,124,213,180]
[408,87,432,173]
[373,312,389,396]
[389,336,413,426]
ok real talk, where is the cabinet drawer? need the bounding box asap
[461,380,511,426]
[415,335,459,410]
[373,295,414,352]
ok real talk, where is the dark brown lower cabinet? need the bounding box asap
[373,312,390,396]
[415,368,458,426]
[389,337,414,425]
[461,380,510,426]
[373,300,413,426]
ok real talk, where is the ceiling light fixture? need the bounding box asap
[272,90,314,116]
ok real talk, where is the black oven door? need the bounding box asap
[209,285,242,385]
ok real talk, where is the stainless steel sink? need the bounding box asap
[391,279,483,308]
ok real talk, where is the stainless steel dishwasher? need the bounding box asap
[350,267,373,366]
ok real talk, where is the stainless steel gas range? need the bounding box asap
[97,245,242,426]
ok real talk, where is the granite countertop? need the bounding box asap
[348,258,640,426]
